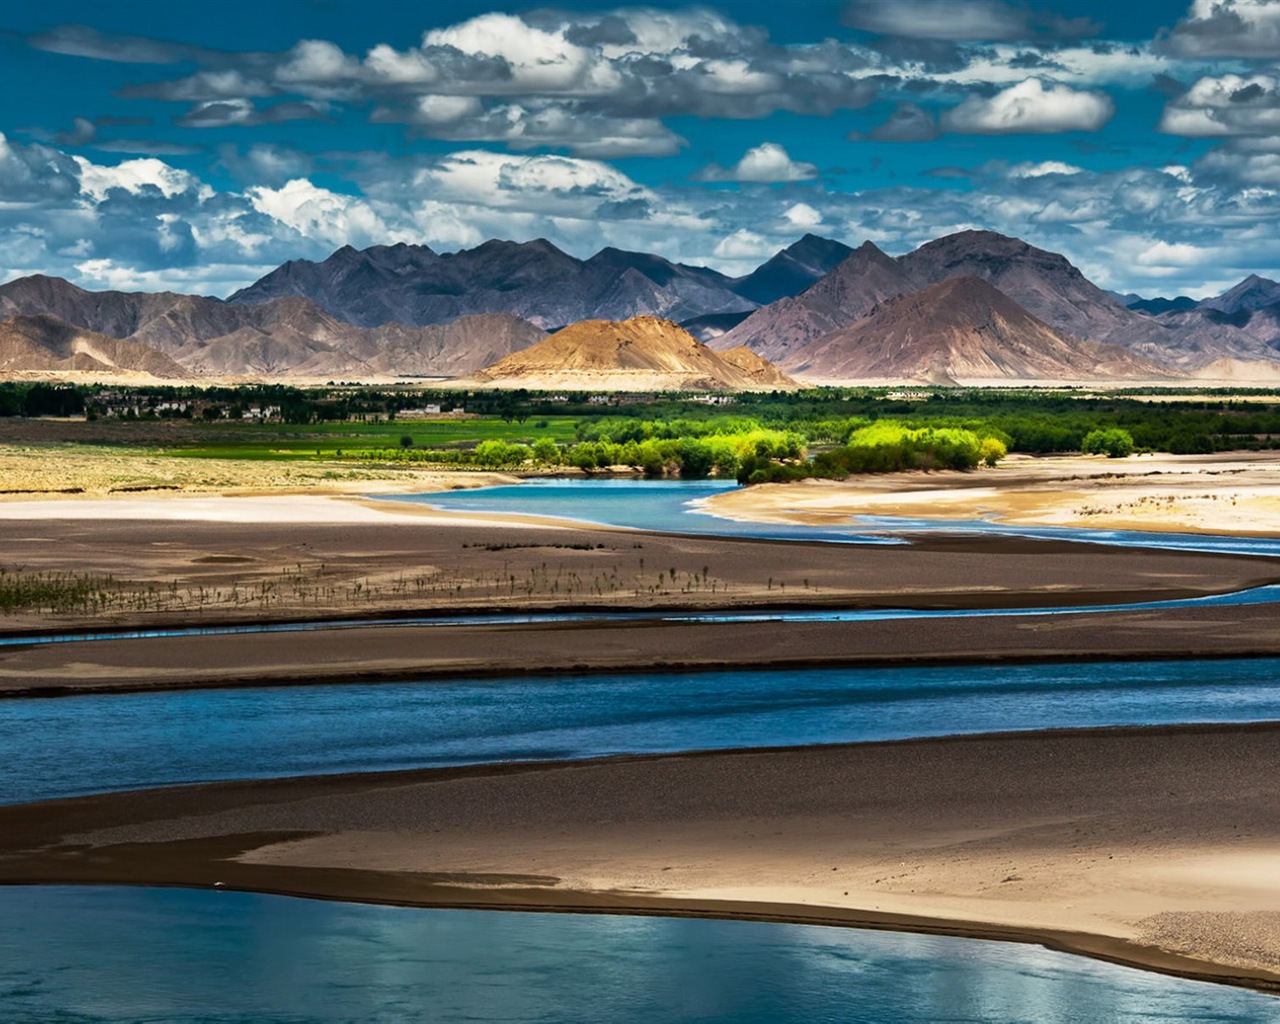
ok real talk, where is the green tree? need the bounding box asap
[1081,428,1134,458]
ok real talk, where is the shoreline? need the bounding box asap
[4,724,1279,993]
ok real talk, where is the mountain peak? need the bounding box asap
[784,275,1168,383]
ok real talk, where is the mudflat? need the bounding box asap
[3,724,1279,992]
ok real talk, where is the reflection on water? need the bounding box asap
[4,658,1280,805]
[0,888,1274,1024]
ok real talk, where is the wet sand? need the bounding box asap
[3,724,1279,992]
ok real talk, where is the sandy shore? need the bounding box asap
[705,452,1280,537]
[3,724,1279,992]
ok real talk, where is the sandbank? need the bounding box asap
[3,724,1279,992]
[704,452,1280,538]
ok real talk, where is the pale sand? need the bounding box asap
[705,452,1280,537]
[3,725,1279,991]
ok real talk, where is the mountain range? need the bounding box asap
[712,230,1280,377]
[0,229,1277,385]
[227,234,852,331]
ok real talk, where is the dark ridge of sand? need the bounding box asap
[2,724,1280,993]
[2,601,1279,697]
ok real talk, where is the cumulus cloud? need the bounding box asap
[246,179,401,249]
[942,78,1116,133]
[696,142,818,183]
[1159,0,1280,58]
[1159,73,1280,136]
[29,9,882,158]
[73,156,209,202]
[783,202,824,227]
[0,133,81,201]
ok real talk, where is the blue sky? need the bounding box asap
[1,0,1278,298]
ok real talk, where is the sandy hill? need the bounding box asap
[0,315,185,379]
[472,316,798,391]
[785,277,1176,384]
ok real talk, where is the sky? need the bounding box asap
[1,0,1279,299]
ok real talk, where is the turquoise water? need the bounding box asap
[401,477,1280,557]
[5,658,1280,806]
[1,888,1275,1023]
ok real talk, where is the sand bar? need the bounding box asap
[705,452,1280,537]
[3,724,1279,992]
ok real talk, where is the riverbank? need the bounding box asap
[1,485,1278,641]
[705,452,1280,538]
[3,723,1278,992]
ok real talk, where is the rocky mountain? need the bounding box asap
[1200,275,1280,315]
[228,236,851,332]
[0,314,185,378]
[729,234,854,306]
[717,230,1280,373]
[473,316,797,392]
[896,230,1140,345]
[227,239,748,330]
[713,241,917,363]
[783,277,1172,384]
[0,276,545,378]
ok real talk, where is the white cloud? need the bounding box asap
[246,178,402,248]
[1159,73,1280,137]
[1161,0,1280,57]
[0,132,81,201]
[699,60,781,95]
[713,228,772,260]
[413,95,484,124]
[1136,240,1219,267]
[74,156,208,202]
[943,79,1115,134]
[784,202,823,227]
[697,142,818,183]
[276,40,359,84]
[363,43,438,84]
[1008,160,1085,178]
[424,13,609,93]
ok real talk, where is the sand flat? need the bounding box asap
[3,724,1279,991]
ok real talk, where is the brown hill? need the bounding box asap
[473,316,798,391]
[785,277,1176,384]
[0,315,186,379]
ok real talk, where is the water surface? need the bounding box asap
[403,477,1280,557]
[5,658,1280,806]
[1,887,1274,1023]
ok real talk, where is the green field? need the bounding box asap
[163,417,581,461]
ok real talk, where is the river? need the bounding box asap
[4,478,1279,1021]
